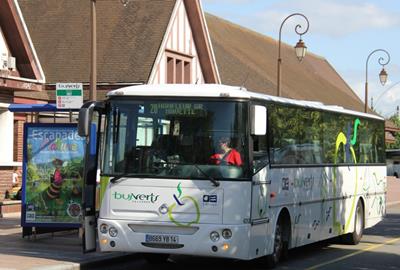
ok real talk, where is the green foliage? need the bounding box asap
[61,159,84,179]
[386,115,400,149]
[27,163,40,181]
[269,104,385,164]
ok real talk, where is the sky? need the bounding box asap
[202,0,400,118]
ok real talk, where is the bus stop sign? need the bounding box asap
[56,83,83,109]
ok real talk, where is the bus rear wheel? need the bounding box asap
[265,217,289,268]
[342,200,364,245]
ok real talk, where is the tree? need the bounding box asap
[386,115,400,149]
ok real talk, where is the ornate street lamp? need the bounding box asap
[364,49,390,113]
[277,13,310,97]
[379,68,388,86]
[294,38,307,62]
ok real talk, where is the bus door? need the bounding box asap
[78,101,104,253]
[249,104,270,255]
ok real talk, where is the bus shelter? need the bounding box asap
[8,104,84,237]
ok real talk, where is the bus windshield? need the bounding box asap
[102,99,249,180]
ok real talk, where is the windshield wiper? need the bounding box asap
[170,162,219,187]
[194,164,220,187]
[110,173,152,184]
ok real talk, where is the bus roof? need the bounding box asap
[107,84,383,121]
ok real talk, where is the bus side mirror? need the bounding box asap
[251,105,267,136]
[78,101,97,137]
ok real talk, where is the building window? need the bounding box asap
[166,52,192,84]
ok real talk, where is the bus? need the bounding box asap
[78,84,386,267]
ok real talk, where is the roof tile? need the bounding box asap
[18,0,176,84]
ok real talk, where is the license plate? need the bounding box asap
[145,234,179,244]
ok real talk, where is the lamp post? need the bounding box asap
[90,0,130,101]
[277,13,309,97]
[90,0,96,101]
[364,49,390,113]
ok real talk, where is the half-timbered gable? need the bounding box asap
[150,0,220,84]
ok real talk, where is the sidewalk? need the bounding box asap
[0,213,137,270]
[387,176,400,206]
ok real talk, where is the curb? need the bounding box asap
[387,201,400,207]
[31,253,140,270]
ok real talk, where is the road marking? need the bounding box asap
[306,237,400,270]
[364,242,374,246]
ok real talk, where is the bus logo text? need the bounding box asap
[112,191,159,203]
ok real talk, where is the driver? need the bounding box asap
[210,137,242,166]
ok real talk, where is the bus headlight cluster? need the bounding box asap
[109,227,118,237]
[222,229,232,239]
[100,224,108,234]
[210,231,220,242]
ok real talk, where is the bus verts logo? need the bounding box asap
[168,183,200,227]
[112,191,159,203]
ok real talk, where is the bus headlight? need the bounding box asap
[109,227,118,237]
[100,224,108,234]
[222,229,232,239]
[210,231,220,242]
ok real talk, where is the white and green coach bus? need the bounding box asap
[78,84,386,267]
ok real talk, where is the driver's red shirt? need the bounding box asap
[210,149,242,166]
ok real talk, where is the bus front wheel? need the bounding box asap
[265,217,289,268]
[342,200,364,245]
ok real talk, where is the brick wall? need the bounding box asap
[13,119,24,162]
[0,93,12,103]
[0,167,13,200]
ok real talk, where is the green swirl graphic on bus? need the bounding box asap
[333,118,360,234]
[168,183,201,227]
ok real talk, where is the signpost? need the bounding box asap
[56,83,83,109]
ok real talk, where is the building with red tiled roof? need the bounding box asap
[17,0,220,102]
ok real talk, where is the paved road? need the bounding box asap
[91,203,400,270]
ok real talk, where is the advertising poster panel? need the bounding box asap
[22,124,85,227]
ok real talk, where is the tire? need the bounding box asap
[342,200,364,245]
[265,217,289,268]
[394,172,399,178]
[142,253,170,264]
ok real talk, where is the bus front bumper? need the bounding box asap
[97,218,252,260]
